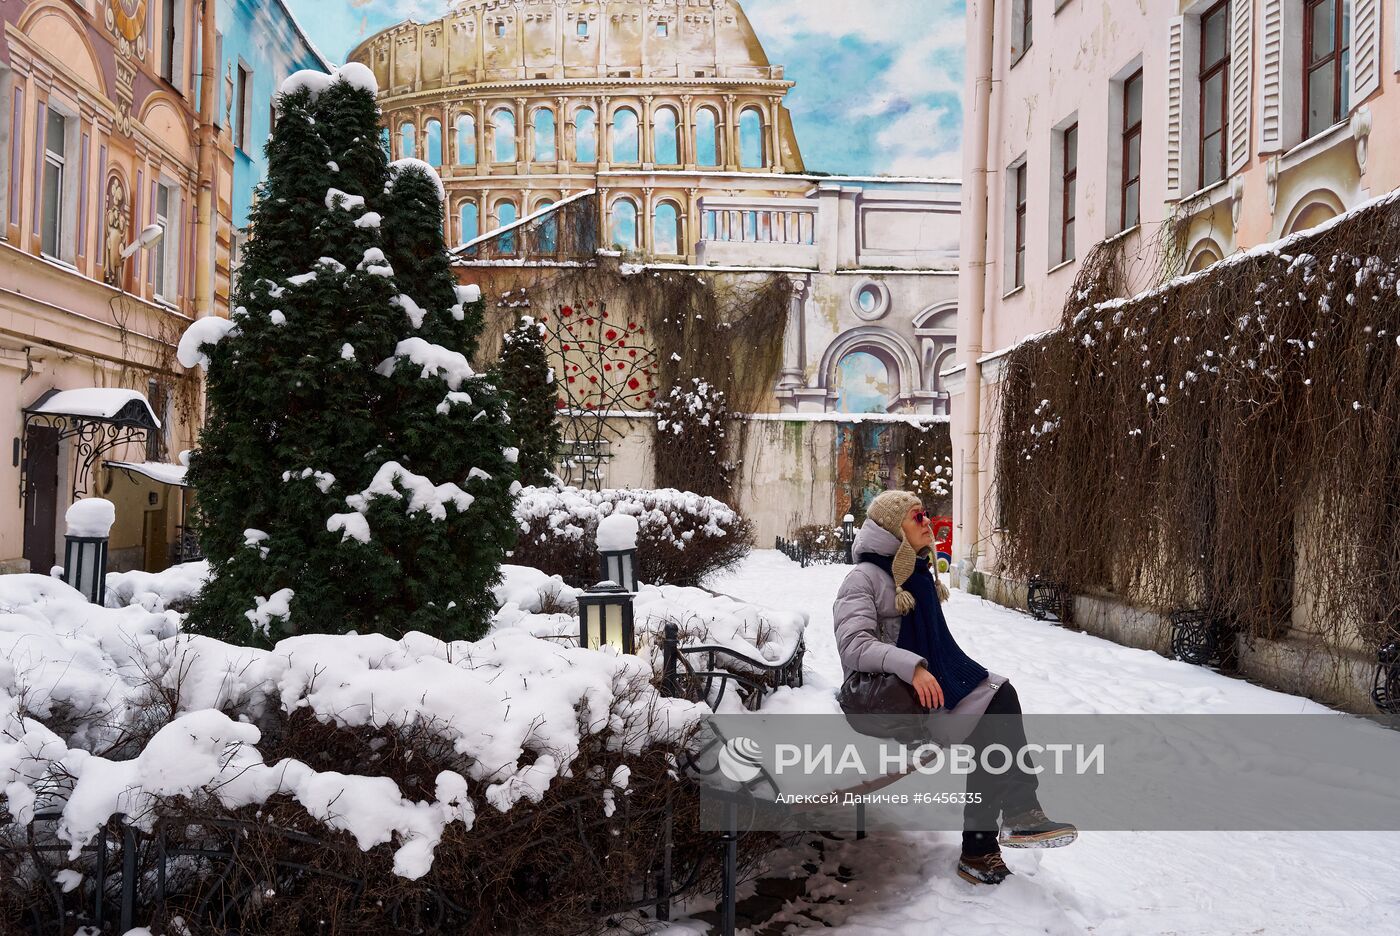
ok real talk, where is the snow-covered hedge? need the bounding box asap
[0,573,707,891]
[510,486,753,588]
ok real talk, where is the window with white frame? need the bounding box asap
[1120,68,1142,231]
[1303,0,1351,138]
[1258,1,1380,155]
[1011,0,1033,65]
[1165,1,1253,199]
[160,0,185,90]
[40,106,71,260]
[0,66,12,228]
[1049,118,1077,266]
[234,63,251,151]
[152,179,181,303]
[1005,156,1028,292]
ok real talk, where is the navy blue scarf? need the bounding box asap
[858,551,989,710]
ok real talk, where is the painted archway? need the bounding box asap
[817,326,921,413]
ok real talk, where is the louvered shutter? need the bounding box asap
[1166,16,1185,198]
[1226,0,1253,174]
[1258,0,1284,151]
[1350,0,1382,105]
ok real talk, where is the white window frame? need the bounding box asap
[1004,154,1028,294]
[0,66,12,230]
[40,101,78,264]
[1010,0,1033,66]
[152,177,181,305]
[1048,113,1078,268]
[160,0,186,92]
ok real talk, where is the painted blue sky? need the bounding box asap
[282,0,964,178]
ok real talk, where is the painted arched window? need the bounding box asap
[379,127,391,158]
[653,107,679,164]
[695,107,719,167]
[458,201,479,244]
[423,118,442,167]
[834,351,893,414]
[399,122,416,160]
[610,198,638,251]
[455,114,476,166]
[496,200,518,253]
[492,107,517,163]
[535,199,557,253]
[653,201,680,255]
[611,107,640,163]
[532,108,557,162]
[575,107,597,163]
[739,107,764,169]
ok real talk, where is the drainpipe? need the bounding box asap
[194,0,217,323]
[957,0,996,577]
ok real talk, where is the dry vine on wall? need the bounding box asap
[478,266,790,502]
[993,195,1400,656]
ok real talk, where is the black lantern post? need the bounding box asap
[596,513,639,592]
[62,498,115,605]
[578,581,636,653]
[841,513,855,564]
[1373,641,1400,714]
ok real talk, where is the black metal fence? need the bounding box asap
[775,533,851,568]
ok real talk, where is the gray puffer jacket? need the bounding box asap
[833,518,1005,735]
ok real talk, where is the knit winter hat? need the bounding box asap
[867,490,923,540]
[866,490,924,615]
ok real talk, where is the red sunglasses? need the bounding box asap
[911,509,931,525]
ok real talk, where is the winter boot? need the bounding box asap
[998,807,1078,848]
[957,849,1013,885]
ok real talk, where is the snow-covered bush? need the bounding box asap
[0,572,712,932]
[510,486,753,587]
[105,560,211,613]
[791,523,851,564]
[651,377,735,501]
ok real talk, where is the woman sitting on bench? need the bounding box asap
[832,490,1078,885]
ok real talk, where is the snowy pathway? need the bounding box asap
[659,550,1400,936]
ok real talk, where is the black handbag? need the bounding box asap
[838,670,927,715]
[838,671,932,745]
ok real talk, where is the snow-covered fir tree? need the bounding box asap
[178,64,518,644]
[491,316,561,486]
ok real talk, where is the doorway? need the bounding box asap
[22,425,61,573]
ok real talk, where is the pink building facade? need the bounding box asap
[1,1,227,575]
[950,0,1399,582]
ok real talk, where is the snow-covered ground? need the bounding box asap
[672,550,1400,936]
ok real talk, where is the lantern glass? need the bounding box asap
[599,548,637,592]
[604,601,623,648]
[63,535,108,605]
[583,601,602,650]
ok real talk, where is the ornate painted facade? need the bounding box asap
[350,0,961,422]
[0,0,226,574]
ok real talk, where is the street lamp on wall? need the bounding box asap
[120,223,164,261]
